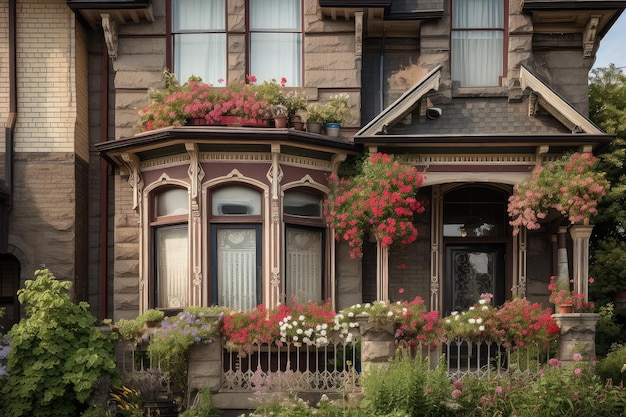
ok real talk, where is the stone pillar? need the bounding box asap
[556,227,569,287]
[186,336,223,397]
[570,224,594,302]
[355,314,396,373]
[553,313,599,363]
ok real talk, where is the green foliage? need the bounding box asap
[596,343,626,385]
[360,352,454,416]
[180,388,220,417]
[0,269,119,417]
[594,303,624,357]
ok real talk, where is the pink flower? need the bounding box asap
[495,386,503,394]
[572,353,583,362]
[574,368,583,376]
[452,389,462,399]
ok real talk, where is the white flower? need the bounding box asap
[451,311,459,316]
[468,318,476,324]
[387,311,393,317]
[298,315,305,321]
[445,319,451,324]
[476,318,483,324]
[322,323,328,329]
[469,306,475,311]
[479,325,485,331]
[479,299,487,305]
[348,312,354,317]
[296,328,303,334]
[292,321,298,326]
[292,335,299,342]
[321,329,327,336]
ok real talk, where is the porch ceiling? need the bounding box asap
[67,0,154,28]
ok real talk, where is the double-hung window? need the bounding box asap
[283,190,325,303]
[250,0,303,86]
[210,186,263,311]
[172,0,226,85]
[451,0,504,87]
[152,187,189,309]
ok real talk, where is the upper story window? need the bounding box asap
[172,0,226,85]
[250,0,302,86]
[451,0,504,88]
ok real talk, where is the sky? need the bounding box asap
[593,12,626,70]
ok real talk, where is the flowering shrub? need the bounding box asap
[278,302,336,346]
[324,153,426,258]
[221,305,289,354]
[443,293,559,348]
[508,152,609,234]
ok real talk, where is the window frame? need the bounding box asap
[149,185,190,310]
[450,0,508,90]
[282,188,328,303]
[208,184,264,310]
[167,0,227,85]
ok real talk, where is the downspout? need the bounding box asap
[99,41,109,320]
[2,0,17,252]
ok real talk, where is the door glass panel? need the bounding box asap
[155,225,189,308]
[446,245,504,314]
[216,228,258,310]
[286,227,322,303]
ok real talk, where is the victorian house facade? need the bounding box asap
[0,0,623,326]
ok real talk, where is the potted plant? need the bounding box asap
[272,104,288,128]
[548,275,594,313]
[508,152,609,235]
[282,89,308,129]
[305,104,325,133]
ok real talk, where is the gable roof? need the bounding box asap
[354,64,609,149]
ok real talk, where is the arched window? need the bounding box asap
[283,189,325,304]
[151,187,189,309]
[210,185,263,310]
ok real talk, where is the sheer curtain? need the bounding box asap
[250,0,302,86]
[451,0,503,87]
[286,228,323,303]
[216,228,259,311]
[156,225,189,308]
[173,0,226,85]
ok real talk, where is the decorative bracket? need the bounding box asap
[185,142,204,215]
[583,15,601,58]
[120,152,143,212]
[101,14,118,59]
[355,11,363,61]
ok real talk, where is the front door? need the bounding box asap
[445,244,505,315]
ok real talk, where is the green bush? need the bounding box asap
[180,388,220,417]
[360,351,454,416]
[0,269,119,417]
[596,343,626,385]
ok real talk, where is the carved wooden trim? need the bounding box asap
[101,14,118,59]
[121,152,143,212]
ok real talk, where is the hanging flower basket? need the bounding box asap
[324,153,426,258]
[507,152,609,235]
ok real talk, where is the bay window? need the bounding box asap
[451,0,504,87]
[152,187,189,308]
[210,186,263,310]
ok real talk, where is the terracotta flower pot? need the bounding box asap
[274,116,288,128]
[557,304,573,314]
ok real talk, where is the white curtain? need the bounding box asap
[286,228,322,303]
[217,228,258,311]
[451,0,503,87]
[173,0,226,85]
[250,0,302,86]
[156,225,189,308]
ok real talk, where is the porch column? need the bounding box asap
[556,226,570,288]
[376,240,389,301]
[570,225,594,302]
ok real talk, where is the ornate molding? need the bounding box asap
[120,152,143,212]
[398,154,539,165]
[186,142,205,215]
[355,11,363,60]
[583,15,601,58]
[101,14,118,59]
